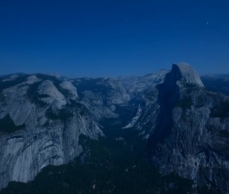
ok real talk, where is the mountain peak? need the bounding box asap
[171,63,204,87]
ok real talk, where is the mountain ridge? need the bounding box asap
[0,63,229,193]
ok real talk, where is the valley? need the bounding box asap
[0,63,229,193]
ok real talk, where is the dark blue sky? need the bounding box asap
[0,0,229,77]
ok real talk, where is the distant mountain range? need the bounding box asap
[0,63,229,194]
[201,74,229,96]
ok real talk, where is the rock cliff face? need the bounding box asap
[171,63,204,87]
[120,63,229,192]
[124,63,205,139]
[119,69,168,96]
[142,63,229,192]
[75,77,130,120]
[59,81,78,100]
[0,73,132,190]
[0,64,229,193]
[38,80,67,109]
[0,74,104,190]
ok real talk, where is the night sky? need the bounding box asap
[0,0,229,77]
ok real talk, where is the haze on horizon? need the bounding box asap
[0,0,229,78]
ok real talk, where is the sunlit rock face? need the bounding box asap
[0,84,32,126]
[104,78,130,104]
[171,63,204,87]
[119,69,168,96]
[0,74,104,190]
[0,114,102,189]
[25,75,41,85]
[38,80,67,109]
[76,77,130,120]
[59,81,78,100]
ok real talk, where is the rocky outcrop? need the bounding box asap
[59,81,78,100]
[2,75,19,82]
[38,80,67,109]
[25,75,41,85]
[0,75,103,190]
[103,78,130,104]
[0,84,32,126]
[143,63,229,192]
[0,113,102,189]
[127,63,205,139]
[119,69,168,96]
[171,63,204,87]
[118,63,229,192]
[76,77,130,120]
